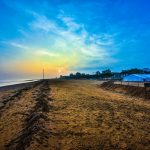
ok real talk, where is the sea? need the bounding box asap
[0,79,39,87]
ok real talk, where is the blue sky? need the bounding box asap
[0,0,150,80]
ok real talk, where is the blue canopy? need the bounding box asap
[123,74,150,82]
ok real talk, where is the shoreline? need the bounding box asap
[0,81,39,91]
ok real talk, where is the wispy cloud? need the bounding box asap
[36,49,59,57]
[30,15,57,32]
[1,10,117,74]
[31,12,115,57]
[59,15,81,31]
[1,41,27,49]
[11,42,28,49]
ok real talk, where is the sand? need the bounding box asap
[0,79,150,150]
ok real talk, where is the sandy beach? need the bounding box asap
[0,79,150,150]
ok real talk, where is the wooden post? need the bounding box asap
[145,86,147,98]
[144,83,150,99]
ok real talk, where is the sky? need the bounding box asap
[0,0,150,80]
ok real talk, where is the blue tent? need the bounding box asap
[123,74,150,82]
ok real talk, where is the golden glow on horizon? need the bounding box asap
[5,51,82,77]
[1,11,115,79]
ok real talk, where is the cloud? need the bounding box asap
[30,15,57,32]
[10,42,27,49]
[58,15,81,31]
[1,41,27,49]
[36,49,59,57]
[42,13,114,61]
[1,10,117,74]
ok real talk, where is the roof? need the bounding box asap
[123,74,150,82]
[130,74,150,78]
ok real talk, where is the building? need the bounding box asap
[112,72,127,80]
[123,74,150,82]
[142,68,150,73]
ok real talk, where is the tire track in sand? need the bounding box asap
[0,81,43,150]
[5,80,52,150]
[0,81,42,112]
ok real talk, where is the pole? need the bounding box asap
[43,69,44,80]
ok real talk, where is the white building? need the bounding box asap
[123,74,150,82]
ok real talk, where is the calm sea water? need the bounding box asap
[0,79,39,87]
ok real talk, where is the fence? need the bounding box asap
[114,81,145,87]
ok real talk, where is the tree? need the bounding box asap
[121,68,143,75]
[96,71,101,76]
[76,72,81,79]
[101,69,112,78]
[69,73,74,78]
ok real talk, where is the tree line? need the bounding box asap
[60,68,150,80]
